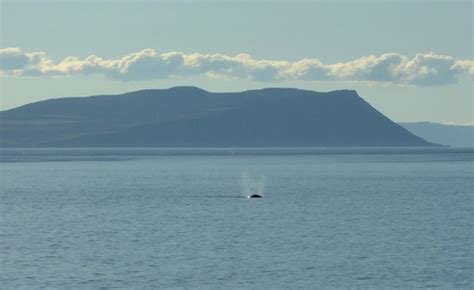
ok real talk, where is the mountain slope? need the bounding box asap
[0,87,436,147]
[400,122,473,148]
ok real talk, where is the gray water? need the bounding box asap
[1,148,473,288]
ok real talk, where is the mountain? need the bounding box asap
[0,86,437,147]
[399,122,474,148]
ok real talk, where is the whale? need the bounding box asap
[248,194,263,198]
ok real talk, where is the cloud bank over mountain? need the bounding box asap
[1,47,472,86]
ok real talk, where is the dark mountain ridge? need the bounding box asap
[0,86,436,147]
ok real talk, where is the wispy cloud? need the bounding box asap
[1,47,472,86]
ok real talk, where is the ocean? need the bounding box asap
[1,148,473,288]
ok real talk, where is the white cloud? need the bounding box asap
[0,47,472,86]
[453,59,474,79]
[401,52,461,86]
[0,47,46,73]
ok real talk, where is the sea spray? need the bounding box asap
[240,172,266,197]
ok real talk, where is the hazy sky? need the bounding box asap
[0,0,472,124]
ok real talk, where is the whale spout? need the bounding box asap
[248,194,263,198]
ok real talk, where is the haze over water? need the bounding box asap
[0,148,473,288]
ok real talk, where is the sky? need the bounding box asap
[0,0,472,124]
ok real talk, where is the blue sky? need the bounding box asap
[0,0,472,124]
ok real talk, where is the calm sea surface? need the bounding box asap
[1,148,473,288]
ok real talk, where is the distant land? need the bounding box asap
[399,122,473,148]
[0,86,437,147]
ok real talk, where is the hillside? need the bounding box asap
[400,122,473,148]
[0,87,436,147]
